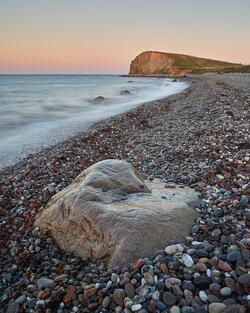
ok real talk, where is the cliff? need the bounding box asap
[129,51,250,76]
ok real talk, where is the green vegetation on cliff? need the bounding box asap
[129,51,250,75]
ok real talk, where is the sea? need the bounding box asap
[0,75,187,168]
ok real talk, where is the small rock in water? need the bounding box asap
[120,90,131,95]
[93,96,106,103]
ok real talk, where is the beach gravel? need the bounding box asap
[0,73,249,312]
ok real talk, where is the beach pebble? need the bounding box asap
[220,287,232,296]
[209,303,227,313]
[1,74,250,313]
[131,304,142,311]
[238,273,250,286]
[15,295,26,305]
[37,277,54,289]
[163,291,176,306]
[125,283,135,298]
[199,290,208,302]
[170,306,181,313]
[102,296,111,308]
[113,289,126,306]
[193,276,211,289]
[181,254,194,267]
[226,251,241,263]
[165,244,184,255]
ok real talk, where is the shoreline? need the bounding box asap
[1,73,249,312]
[0,75,188,170]
[0,77,189,172]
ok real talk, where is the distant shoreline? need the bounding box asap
[0,75,187,169]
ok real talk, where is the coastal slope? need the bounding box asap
[129,51,250,75]
[1,73,250,312]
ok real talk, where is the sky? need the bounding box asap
[0,0,250,74]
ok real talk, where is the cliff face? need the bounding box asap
[129,51,250,76]
[129,51,181,75]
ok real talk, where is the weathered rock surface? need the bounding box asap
[35,159,198,266]
[129,51,250,76]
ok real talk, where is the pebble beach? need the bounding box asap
[0,73,250,313]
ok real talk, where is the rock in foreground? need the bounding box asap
[35,159,198,266]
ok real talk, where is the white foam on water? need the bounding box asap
[0,75,188,168]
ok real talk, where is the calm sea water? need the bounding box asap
[0,75,187,168]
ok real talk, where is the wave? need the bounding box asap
[0,75,188,168]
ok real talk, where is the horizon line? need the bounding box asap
[0,73,126,75]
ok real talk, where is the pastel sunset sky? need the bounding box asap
[1,0,250,74]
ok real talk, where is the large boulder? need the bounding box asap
[35,159,199,266]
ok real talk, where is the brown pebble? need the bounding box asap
[132,259,144,270]
[199,224,206,231]
[198,257,209,264]
[84,288,97,298]
[37,290,50,299]
[236,266,247,276]
[88,302,99,310]
[217,260,232,272]
[112,288,126,306]
[148,299,157,312]
[160,263,168,274]
[224,277,236,290]
[119,277,130,286]
[54,274,68,282]
[63,293,72,303]
[195,262,207,272]
[235,282,245,296]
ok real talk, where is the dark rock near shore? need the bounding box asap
[93,95,106,103]
[120,89,131,95]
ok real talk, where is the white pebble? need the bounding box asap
[131,304,142,311]
[199,290,208,302]
[165,243,184,255]
[206,269,211,277]
[181,254,194,267]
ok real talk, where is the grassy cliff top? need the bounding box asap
[129,51,250,75]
